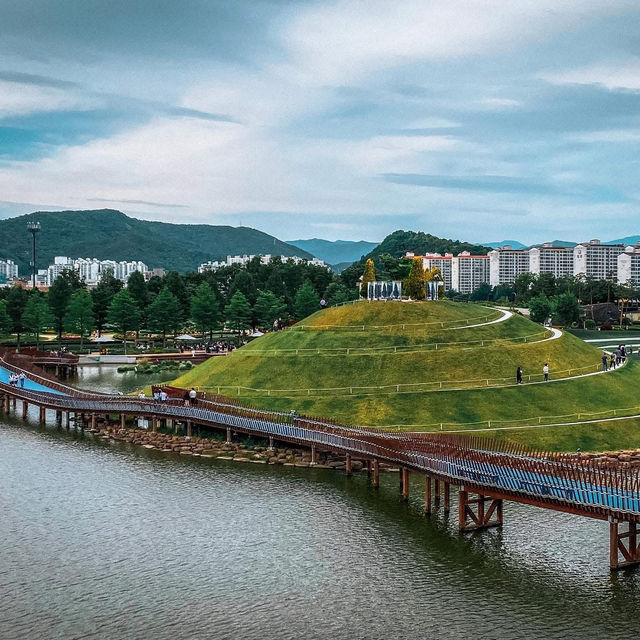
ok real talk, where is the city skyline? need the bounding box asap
[2,2,640,242]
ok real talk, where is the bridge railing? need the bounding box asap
[3,380,640,519]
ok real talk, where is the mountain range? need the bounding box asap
[286,238,379,266]
[0,209,312,273]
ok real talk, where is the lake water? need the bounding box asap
[1,367,639,639]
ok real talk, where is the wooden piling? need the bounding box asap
[424,476,432,514]
[401,468,410,501]
[372,459,380,488]
[345,454,352,476]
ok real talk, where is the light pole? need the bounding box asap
[27,221,41,288]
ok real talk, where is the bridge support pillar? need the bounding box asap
[55,410,62,425]
[12,397,16,410]
[310,445,316,465]
[186,421,192,437]
[345,454,352,476]
[268,436,274,451]
[424,476,432,514]
[372,460,380,488]
[434,479,441,507]
[226,427,232,444]
[610,519,640,570]
[65,411,70,428]
[444,482,451,513]
[3,394,9,412]
[91,413,96,430]
[458,489,503,532]
[39,406,46,424]
[22,400,28,419]
[152,418,158,433]
[401,469,410,501]
[120,414,126,429]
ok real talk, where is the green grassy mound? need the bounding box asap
[170,301,627,450]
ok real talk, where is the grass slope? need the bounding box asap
[1,209,312,273]
[171,301,633,451]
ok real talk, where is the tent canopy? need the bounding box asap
[175,334,197,340]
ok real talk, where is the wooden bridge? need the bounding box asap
[1,353,639,571]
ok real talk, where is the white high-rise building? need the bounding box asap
[573,240,625,281]
[417,253,453,290]
[489,247,530,286]
[451,252,490,294]
[617,245,640,286]
[529,244,574,278]
[198,254,327,272]
[0,259,18,281]
[45,257,148,286]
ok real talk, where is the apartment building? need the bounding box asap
[451,252,490,294]
[45,256,148,286]
[198,254,327,272]
[573,240,625,281]
[488,247,530,286]
[419,253,453,290]
[0,259,18,282]
[617,245,640,286]
[529,244,574,277]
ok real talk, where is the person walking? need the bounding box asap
[189,387,197,406]
[183,390,190,406]
[543,363,549,382]
[516,366,523,384]
[602,352,608,371]
[616,346,623,366]
[19,372,25,388]
[610,352,616,370]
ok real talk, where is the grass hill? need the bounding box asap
[287,239,379,265]
[0,209,312,273]
[170,300,637,451]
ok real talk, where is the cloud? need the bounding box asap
[540,59,640,90]
[282,0,633,84]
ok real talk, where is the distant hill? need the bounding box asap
[607,235,640,246]
[0,209,312,273]
[329,261,353,274]
[547,240,576,248]
[483,240,527,249]
[287,238,378,265]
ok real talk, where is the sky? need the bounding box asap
[2,0,640,244]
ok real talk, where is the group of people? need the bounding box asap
[177,342,235,354]
[147,387,200,406]
[7,372,26,387]
[602,345,632,371]
[516,363,550,384]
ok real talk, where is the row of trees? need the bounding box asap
[0,259,359,351]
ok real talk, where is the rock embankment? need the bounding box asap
[92,424,380,471]
[569,449,640,469]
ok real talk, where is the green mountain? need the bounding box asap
[0,209,312,273]
[287,238,379,265]
[364,230,491,260]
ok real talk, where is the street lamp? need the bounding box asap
[27,221,41,288]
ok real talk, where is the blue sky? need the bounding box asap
[1,0,640,243]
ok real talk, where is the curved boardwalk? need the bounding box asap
[1,355,639,570]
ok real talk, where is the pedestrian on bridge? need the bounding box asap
[189,388,197,406]
[19,373,25,387]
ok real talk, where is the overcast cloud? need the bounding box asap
[1,0,640,243]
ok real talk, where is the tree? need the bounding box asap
[6,286,28,349]
[127,271,149,326]
[164,271,189,321]
[529,295,552,324]
[228,270,258,304]
[64,289,95,349]
[295,280,320,320]
[254,290,287,328]
[107,290,141,354]
[48,269,85,345]
[92,269,123,335]
[322,282,353,307]
[22,294,51,350]
[360,258,376,297]
[514,272,536,303]
[0,300,10,334]
[552,293,581,326]
[147,287,182,347]
[190,282,221,339]
[405,257,425,300]
[225,291,252,333]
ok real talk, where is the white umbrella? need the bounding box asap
[91,336,116,342]
[175,334,197,340]
[250,331,264,337]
